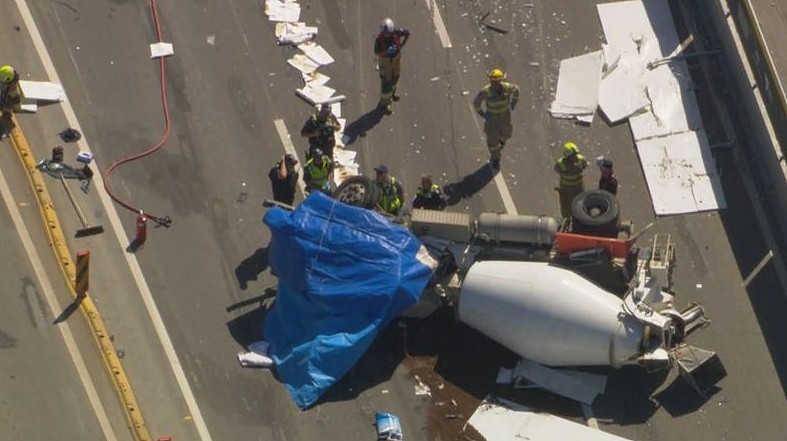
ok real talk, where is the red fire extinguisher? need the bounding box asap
[136,211,148,244]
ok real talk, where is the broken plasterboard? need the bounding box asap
[302,71,331,87]
[549,51,603,123]
[264,0,301,23]
[636,130,725,214]
[149,42,174,59]
[19,81,66,102]
[509,359,607,405]
[287,54,320,75]
[597,54,649,123]
[467,395,632,441]
[275,22,318,45]
[297,41,335,66]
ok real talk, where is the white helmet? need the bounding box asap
[380,18,395,33]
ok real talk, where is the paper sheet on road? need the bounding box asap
[297,41,335,66]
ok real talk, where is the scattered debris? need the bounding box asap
[149,42,174,59]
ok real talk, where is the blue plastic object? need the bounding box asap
[262,192,435,409]
[375,413,403,440]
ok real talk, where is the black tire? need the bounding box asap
[332,175,380,209]
[571,190,620,237]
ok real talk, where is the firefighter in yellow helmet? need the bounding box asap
[554,142,588,218]
[0,65,23,137]
[473,68,520,170]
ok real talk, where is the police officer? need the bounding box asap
[374,18,410,115]
[301,103,341,160]
[303,149,333,194]
[554,142,588,218]
[374,164,404,216]
[474,68,520,170]
[269,154,299,205]
[412,174,446,210]
[596,157,618,196]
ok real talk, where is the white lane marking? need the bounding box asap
[494,171,518,215]
[274,119,307,196]
[425,0,453,48]
[14,1,214,439]
[742,250,774,288]
[0,168,118,441]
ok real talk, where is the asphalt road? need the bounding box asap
[4,0,786,440]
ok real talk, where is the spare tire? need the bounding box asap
[571,189,620,237]
[332,176,380,209]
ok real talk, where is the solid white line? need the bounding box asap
[14,1,214,440]
[494,171,518,215]
[0,167,118,441]
[274,119,307,196]
[425,0,453,48]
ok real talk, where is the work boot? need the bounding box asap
[392,91,400,101]
[384,103,393,115]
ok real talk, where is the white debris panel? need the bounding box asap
[467,396,632,441]
[595,0,725,214]
[549,51,603,123]
[275,22,317,45]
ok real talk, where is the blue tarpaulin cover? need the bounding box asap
[262,192,436,409]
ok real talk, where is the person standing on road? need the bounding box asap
[0,65,23,137]
[374,18,410,115]
[554,142,588,218]
[300,103,341,160]
[473,68,520,170]
[303,149,333,195]
[269,154,299,206]
[596,157,618,196]
[412,174,446,210]
[374,164,404,216]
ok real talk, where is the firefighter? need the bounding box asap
[0,65,23,137]
[374,164,404,216]
[473,68,520,170]
[554,142,588,218]
[374,18,410,115]
[303,149,333,194]
[596,157,618,196]
[300,103,341,160]
[268,154,299,206]
[412,174,446,210]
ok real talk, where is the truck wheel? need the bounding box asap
[571,190,620,237]
[332,176,379,209]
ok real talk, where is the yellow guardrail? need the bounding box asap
[8,116,152,441]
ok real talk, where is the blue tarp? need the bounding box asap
[262,192,436,409]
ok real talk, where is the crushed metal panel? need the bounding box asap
[467,395,633,441]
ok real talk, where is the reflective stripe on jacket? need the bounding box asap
[378,177,403,214]
[304,156,331,187]
[555,154,587,186]
[474,82,520,114]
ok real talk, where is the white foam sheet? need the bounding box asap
[598,54,649,123]
[637,131,725,214]
[549,51,603,122]
[19,80,66,102]
[468,396,632,441]
[297,41,335,66]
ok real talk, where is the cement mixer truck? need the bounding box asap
[402,202,726,397]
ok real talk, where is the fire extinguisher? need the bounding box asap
[136,211,148,244]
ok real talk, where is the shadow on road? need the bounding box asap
[342,107,385,146]
[234,247,269,290]
[443,164,497,206]
[225,288,276,348]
